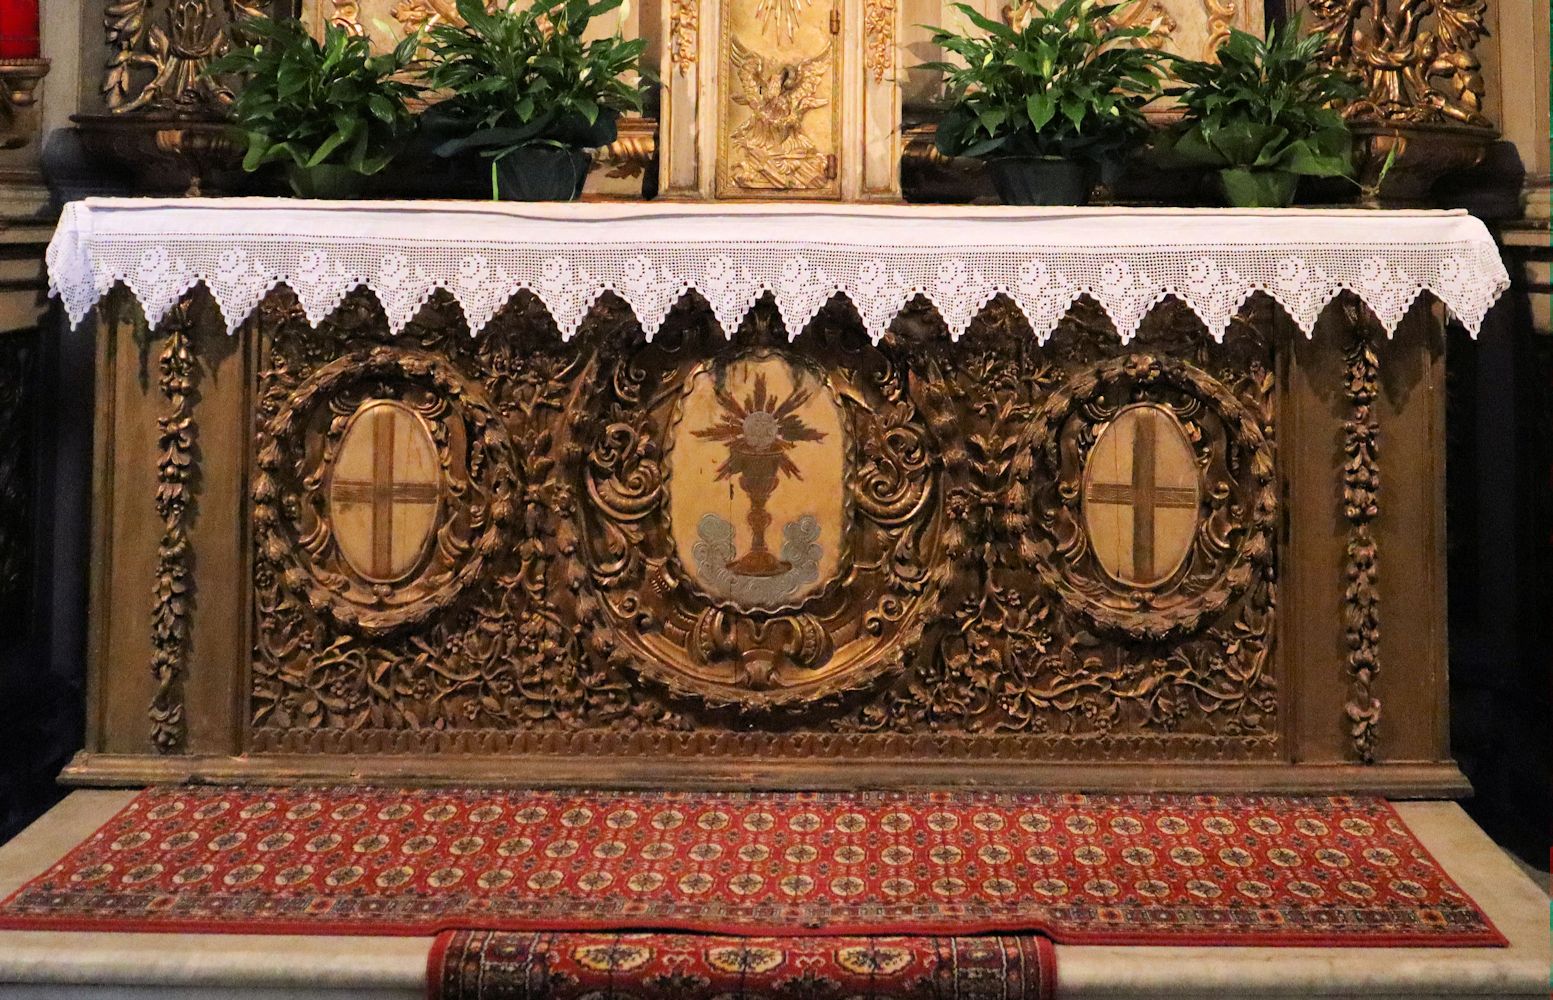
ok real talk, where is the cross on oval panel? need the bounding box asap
[1082,403,1201,588]
[328,400,442,584]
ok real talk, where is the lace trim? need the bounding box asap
[47,203,1510,343]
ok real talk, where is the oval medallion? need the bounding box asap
[670,353,846,611]
[1082,403,1200,588]
[328,399,442,583]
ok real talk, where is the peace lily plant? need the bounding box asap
[209,18,423,199]
[1157,19,1358,207]
[423,0,649,201]
[925,0,1170,205]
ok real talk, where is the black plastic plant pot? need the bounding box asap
[1216,168,1299,208]
[494,146,592,201]
[984,156,1092,206]
[285,162,367,200]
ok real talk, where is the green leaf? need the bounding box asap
[1027,92,1055,131]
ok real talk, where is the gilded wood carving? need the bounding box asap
[718,0,842,197]
[103,0,267,114]
[1308,0,1489,128]
[249,289,1280,762]
[1341,320,1382,762]
[150,301,199,752]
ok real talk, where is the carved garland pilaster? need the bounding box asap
[669,0,698,76]
[863,0,896,84]
[150,302,198,753]
[1342,331,1381,763]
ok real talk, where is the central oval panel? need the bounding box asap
[670,353,847,611]
[1082,403,1201,588]
[328,399,442,584]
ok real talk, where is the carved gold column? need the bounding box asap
[1306,0,1496,206]
[75,0,263,195]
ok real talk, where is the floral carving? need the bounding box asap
[151,300,198,752]
[103,0,265,115]
[670,0,698,76]
[863,0,896,83]
[578,299,938,707]
[851,298,1279,751]
[1342,326,1382,762]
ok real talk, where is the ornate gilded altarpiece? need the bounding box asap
[245,292,1279,763]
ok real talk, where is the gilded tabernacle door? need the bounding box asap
[716,0,844,198]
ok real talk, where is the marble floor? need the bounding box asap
[0,791,1546,999]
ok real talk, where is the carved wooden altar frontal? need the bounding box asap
[246,292,1279,763]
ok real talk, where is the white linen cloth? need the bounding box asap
[46,198,1510,343]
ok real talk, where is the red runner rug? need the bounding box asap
[430,931,1055,1000]
[0,786,1504,946]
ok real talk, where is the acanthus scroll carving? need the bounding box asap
[1307,0,1490,128]
[249,291,1280,762]
[578,300,940,708]
[850,299,1278,748]
[103,0,264,115]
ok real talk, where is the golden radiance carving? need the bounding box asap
[727,38,834,191]
[863,0,896,84]
[755,0,813,42]
[1308,0,1490,128]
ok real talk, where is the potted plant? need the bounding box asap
[925,0,1169,205]
[208,18,422,199]
[1157,20,1358,208]
[423,0,648,201]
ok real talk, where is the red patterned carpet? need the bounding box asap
[430,931,1054,1000]
[0,786,1504,946]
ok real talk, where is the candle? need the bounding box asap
[0,0,41,59]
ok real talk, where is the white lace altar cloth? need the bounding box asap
[46,198,1510,343]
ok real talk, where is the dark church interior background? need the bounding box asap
[0,0,1547,877]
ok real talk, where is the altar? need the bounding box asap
[0,198,1546,998]
[40,198,1512,791]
